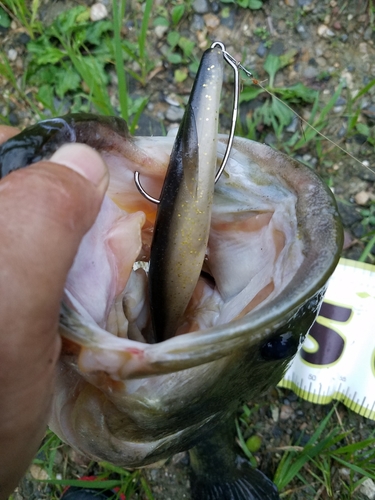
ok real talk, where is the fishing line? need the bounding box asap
[221,52,374,175]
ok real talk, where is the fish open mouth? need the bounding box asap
[66,134,305,344]
[0,112,342,466]
[55,125,341,377]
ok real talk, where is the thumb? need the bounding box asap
[0,142,108,340]
[0,143,108,498]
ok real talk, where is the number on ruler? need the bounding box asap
[300,302,352,367]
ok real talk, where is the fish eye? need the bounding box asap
[259,331,299,361]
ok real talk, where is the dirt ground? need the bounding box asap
[1,0,375,498]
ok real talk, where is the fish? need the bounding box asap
[148,45,224,342]
[0,108,343,497]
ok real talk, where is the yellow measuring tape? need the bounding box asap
[279,258,375,420]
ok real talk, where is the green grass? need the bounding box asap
[22,429,154,499]
[237,402,375,499]
[1,2,375,499]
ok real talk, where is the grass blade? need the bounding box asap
[112,0,128,120]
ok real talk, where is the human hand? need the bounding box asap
[0,125,109,499]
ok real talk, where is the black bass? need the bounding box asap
[149,45,224,342]
[0,112,342,498]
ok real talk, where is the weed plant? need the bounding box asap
[237,403,375,499]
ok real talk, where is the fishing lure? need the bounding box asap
[135,42,245,342]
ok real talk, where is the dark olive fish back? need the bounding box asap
[0,113,130,177]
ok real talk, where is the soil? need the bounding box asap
[1,0,375,499]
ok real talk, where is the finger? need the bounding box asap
[0,142,109,356]
[0,143,108,497]
[0,125,20,144]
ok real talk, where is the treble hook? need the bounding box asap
[134,41,252,202]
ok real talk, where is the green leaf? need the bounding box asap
[271,95,294,127]
[85,20,112,45]
[0,7,11,28]
[356,122,370,137]
[167,30,180,48]
[248,0,263,7]
[27,39,65,65]
[75,8,90,23]
[166,51,182,64]
[28,65,59,87]
[36,84,54,110]
[171,4,185,25]
[174,67,188,83]
[153,16,169,27]
[239,86,264,102]
[55,66,81,98]
[237,0,249,7]
[263,54,282,87]
[274,83,317,104]
[188,60,199,74]
[178,36,194,57]
[264,50,297,87]
[54,6,88,33]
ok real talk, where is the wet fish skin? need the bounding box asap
[0,113,130,178]
[0,115,343,471]
[149,46,224,342]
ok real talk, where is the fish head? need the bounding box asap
[0,115,342,466]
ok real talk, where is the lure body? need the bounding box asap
[149,46,224,342]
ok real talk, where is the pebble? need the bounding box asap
[338,467,351,478]
[340,70,354,89]
[18,33,30,45]
[166,105,185,122]
[68,448,92,467]
[256,43,267,58]
[203,13,220,30]
[296,23,308,40]
[360,478,375,500]
[316,56,327,67]
[192,0,210,14]
[317,24,335,38]
[359,42,368,54]
[191,14,205,31]
[53,450,63,466]
[7,48,17,61]
[8,112,19,126]
[284,0,295,5]
[337,201,363,227]
[154,25,168,39]
[280,404,294,420]
[303,66,319,79]
[271,405,279,422]
[211,2,221,14]
[165,93,181,106]
[364,27,373,41]
[355,190,374,205]
[29,465,49,481]
[90,3,108,22]
[362,105,375,120]
[286,115,298,133]
[335,96,347,106]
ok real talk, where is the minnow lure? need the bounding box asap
[135,42,241,342]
